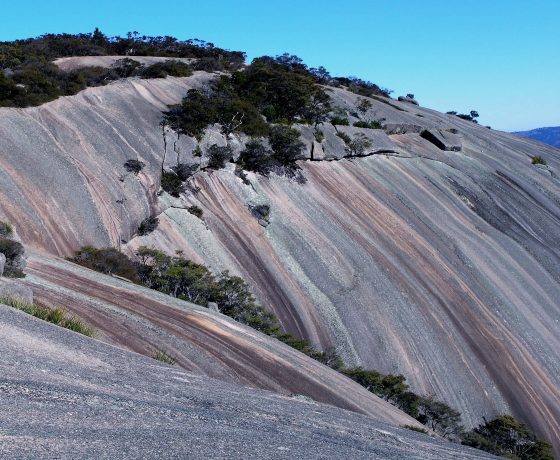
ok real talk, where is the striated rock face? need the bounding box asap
[20,253,420,426]
[0,304,496,459]
[0,73,559,453]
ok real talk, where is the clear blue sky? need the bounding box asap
[2,0,558,131]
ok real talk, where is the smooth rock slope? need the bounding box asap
[0,304,497,459]
[0,72,559,452]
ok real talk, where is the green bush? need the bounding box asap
[139,60,192,79]
[124,159,145,175]
[0,297,95,337]
[353,120,383,129]
[232,56,324,123]
[207,144,233,169]
[138,216,159,236]
[334,76,392,98]
[531,155,547,165]
[68,246,139,282]
[462,415,553,460]
[0,30,245,107]
[347,133,372,155]
[160,171,185,197]
[238,140,275,175]
[330,116,349,126]
[164,79,270,139]
[269,126,305,164]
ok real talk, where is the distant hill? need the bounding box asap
[513,126,560,148]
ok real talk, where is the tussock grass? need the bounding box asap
[151,348,176,365]
[402,425,429,434]
[0,297,95,337]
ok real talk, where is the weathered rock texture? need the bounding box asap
[21,252,421,429]
[0,304,496,459]
[0,74,559,453]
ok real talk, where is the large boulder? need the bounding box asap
[420,129,462,151]
[336,126,404,155]
[0,228,27,277]
[398,95,419,105]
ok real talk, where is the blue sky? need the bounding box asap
[2,0,558,131]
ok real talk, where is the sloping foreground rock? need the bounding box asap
[21,253,419,427]
[0,304,497,459]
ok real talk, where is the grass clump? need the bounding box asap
[531,155,547,165]
[402,425,429,434]
[0,297,95,337]
[330,116,349,126]
[152,348,176,365]
[336,131,352,144]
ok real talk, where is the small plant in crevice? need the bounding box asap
[124,159,145,175]
[347,133,372,156]
[0,221,14,237]
[187,206,203,219]
[531,155,547,166]
[152,348,176,365]
[0,297,95,337]
[137,216,159,236]
[313,128,324,143]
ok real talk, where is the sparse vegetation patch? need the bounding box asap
[1,297,95,337]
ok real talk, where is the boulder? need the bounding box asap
[0,253,5,277]
[207,302,219,313]
[398,96,419,106]
[293,125,315,160]
[420,129,462,151]
[321,124,350,159]
[312,141,326,160]
[0,279,33,304]
[0,232,26,276]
